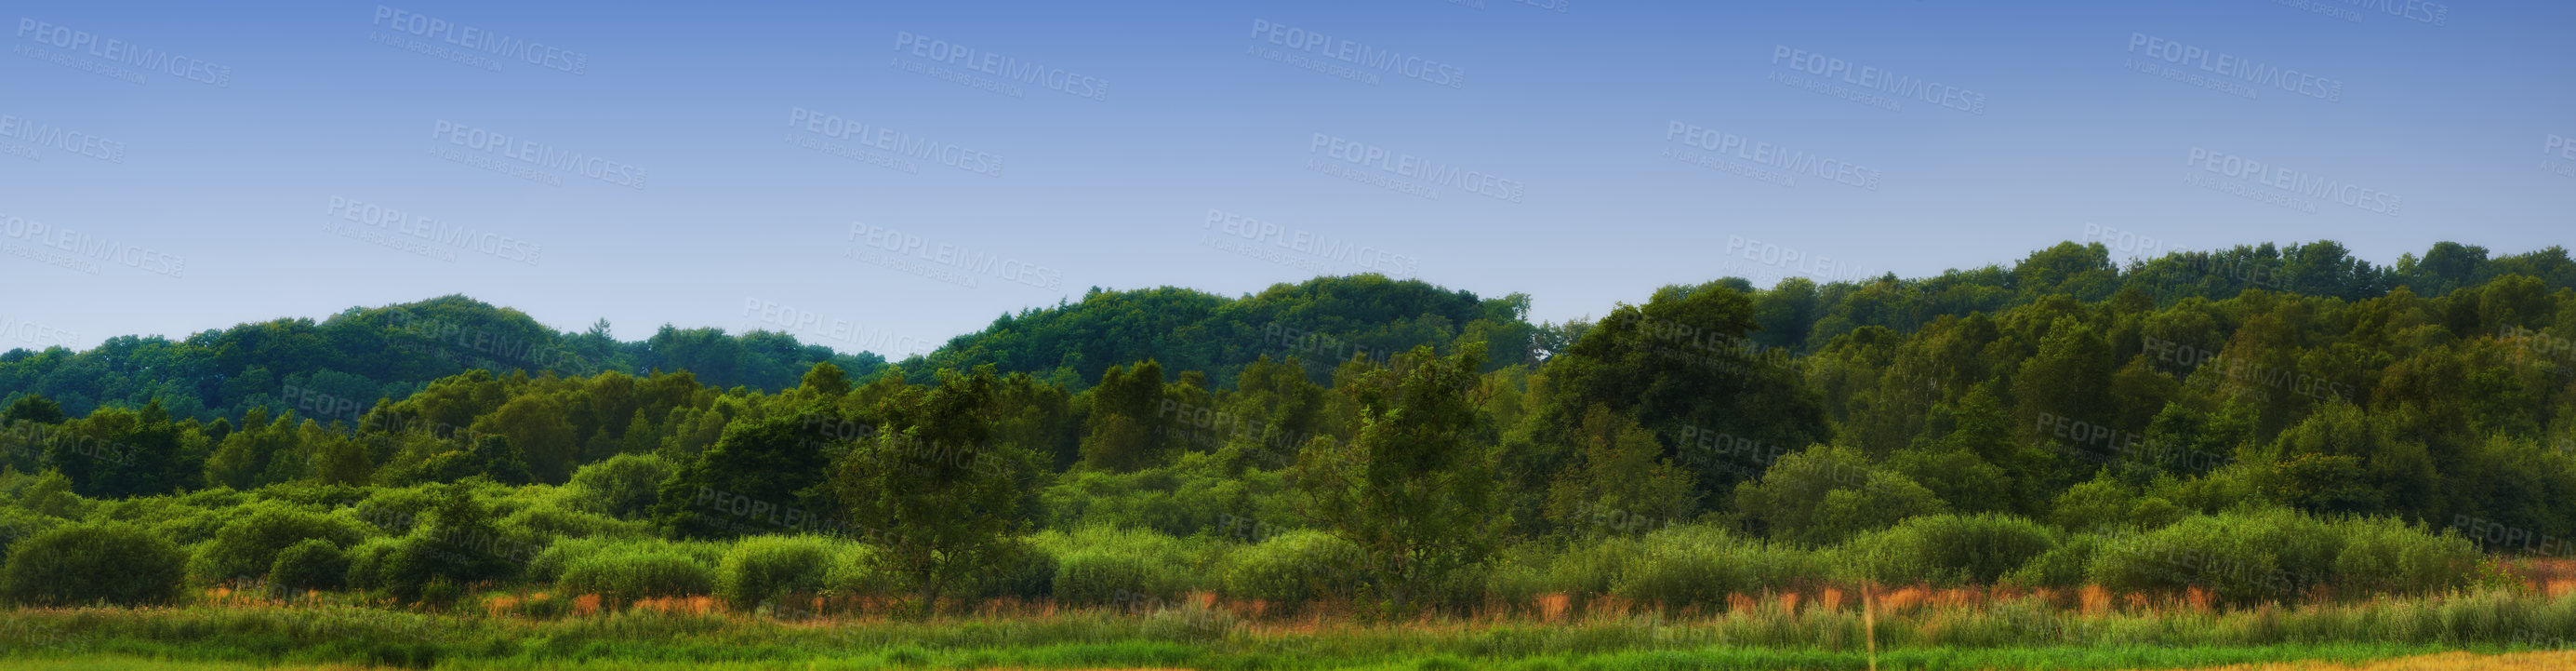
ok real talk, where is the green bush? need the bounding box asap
[564,453,675,520]
[1,521,187,607]
[2090,507,2342,606]
[0,507,61,561]
[189,503,372,586]
[527,537,725,584]
[499,500,651,543]
[1608,524,1826,611]
[555,548,715,606]
[1220,529,1361,607]
[2003,532,2105,589]
[268,538,350,593]
[2328,516,2478,597]
[1839,513,2059,586]
[716,535,839,610]
[1043,528,1202,607]
[1038,453,1293,537]
[962,543,1057,600]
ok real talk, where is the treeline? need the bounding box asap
[2,239,2573,614]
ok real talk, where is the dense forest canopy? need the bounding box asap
[5,238,2575,614]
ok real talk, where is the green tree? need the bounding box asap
[652,415,835,540]
[1080,361,1171,472]
[1546,405,1695,536]
[830,367,1034,615]
[1294,343,1505,612]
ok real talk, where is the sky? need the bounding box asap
[3,0,2570,359]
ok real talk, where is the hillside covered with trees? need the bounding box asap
[4,238,2575,619]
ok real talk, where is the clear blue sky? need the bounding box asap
[4,0,2569,358]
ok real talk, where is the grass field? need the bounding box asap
[7,585,2575,670]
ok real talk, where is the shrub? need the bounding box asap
[1609,524,1826,611]
[1221,530,1362,607]
[1838,513,2058,586]
[717,535,839,610]
[268,538,350,594]
[0,507,61,560]
[564,453,675,520]
[2328,516,2478,597]
[2,522,187,607]
[189,503,372,586]
[1043,528,1202,607]
[555,548,715,606]
[961,544,1056,600]
[1733,445,1947,546]
[498,500,650,543]
[528,537,726,584]
[2090,507,2342,606]
[824,544,897,597]
[2004,533,2105,589]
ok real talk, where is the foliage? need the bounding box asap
[1,521,186,607]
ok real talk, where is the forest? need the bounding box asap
[6,239,2576,669]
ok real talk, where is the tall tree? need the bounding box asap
[830,367,1033,615]
[1294,343,1505,612]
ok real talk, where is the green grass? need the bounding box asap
[5,590,2575,670]
[0,643,2531,671]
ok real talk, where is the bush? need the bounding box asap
[1838,513,2059,586]
[1608,524,1826,611]
[0,507,61,561]
[717,535,839,610]
[2004,533,2105,589]
[498,500,651,543]
[2090,507,2342,606]
[2329,516,2478,597]
[2,522,187,607]
[1221,530,1362,608]
[1042,528,1202,607]
[528,537,726,584]
[962,544,1056,600]
[268,538,350,594]
[189,503,371,586]
[565,453,675,520]
[555,548,715,606]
